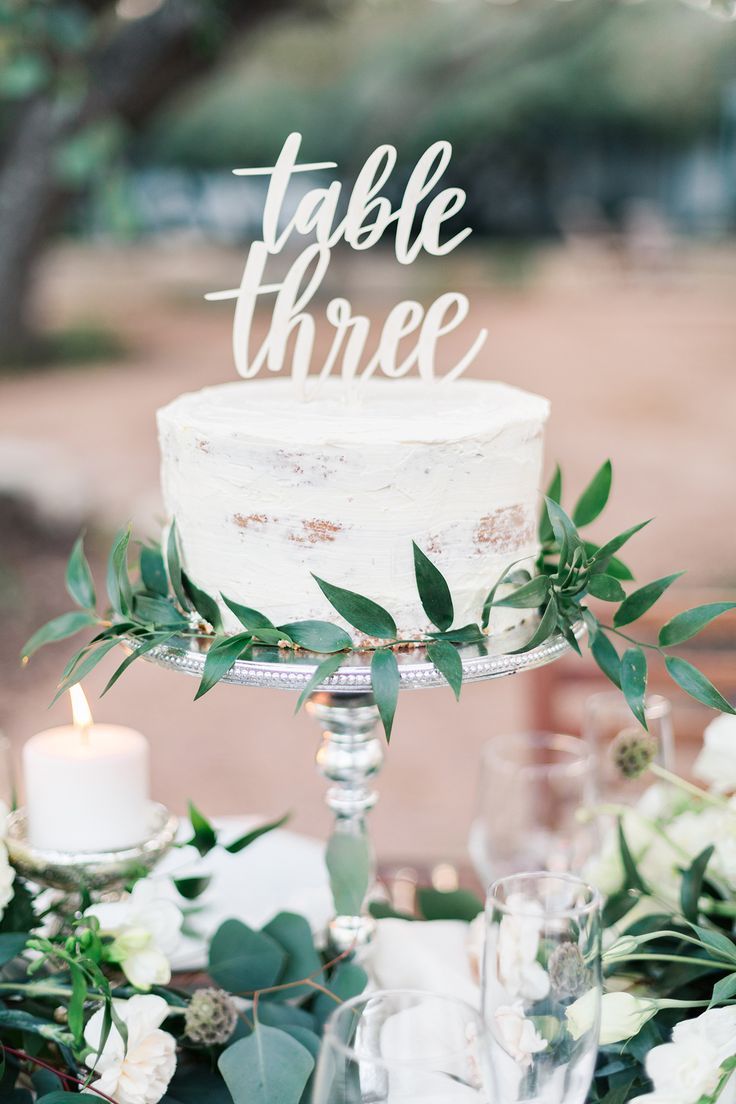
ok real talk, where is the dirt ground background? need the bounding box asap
[1,240,734,864]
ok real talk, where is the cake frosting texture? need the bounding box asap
[157,378,550,641]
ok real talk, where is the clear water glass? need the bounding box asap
[468,733,596,883]
[482,872,601,1104]
[313,988,494,1103]
[582,691,673,801]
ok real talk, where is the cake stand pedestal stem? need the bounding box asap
[307,691,385,952]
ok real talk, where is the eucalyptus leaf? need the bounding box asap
[0,933,29,965]
[614,573,685,628]
[134,595,188,627]
[544,497,584,570]
[294,653,344,713]
[21,610,98,662]
[262,912,323,1002]
[277,620,351,653]
[481,558,530,629]
[509,597,558,654]
[209,920,286,993]
[140,544,169,597]
[664,656,735,715]
[590,631,622,689]
[325,832,372,917]
[166,521,190,611]
[494,575,550,609]
[183,574,223,632]
[412,542,453,631]
[194,633,252,700]
[251,626,294,647]
[65,534,96,609]
[582,541,634,581]
[426,639,462,700]
[659,602,736,647]
[538,465,562,544]
[312,962,368,1027]
[313,576,396,639]
[428,623,484,644]
[587,574,626,602]
[590,520,652,575]
[573,459,612,527]
[417,888,483,922]
[107,526,133,616]
[218,1025,314,1104]
[101,632,175,696]
[52,637,122,703]
[222,596,274,632]
[621,647,648,729]
[371,647,400,741]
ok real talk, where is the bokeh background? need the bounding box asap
[1,0,735,866]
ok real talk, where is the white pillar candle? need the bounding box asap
[23,685,150,853]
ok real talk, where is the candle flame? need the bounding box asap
[69,684,93,734]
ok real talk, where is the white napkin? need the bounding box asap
[370,917,481,1007]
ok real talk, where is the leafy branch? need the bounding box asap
[21,463,735,741]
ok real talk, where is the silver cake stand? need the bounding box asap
[134,617,583,950]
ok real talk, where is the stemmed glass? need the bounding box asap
[582,691,674,802]
[482,873,601,1104]
[313,988,494,1102]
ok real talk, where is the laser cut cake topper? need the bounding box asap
[206,132,487,396]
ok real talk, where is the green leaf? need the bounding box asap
[582,541,634,581]
[691,924,736,964]
[218,1025,314,1104]
[252,626,294,647]
[509,596,558,654]
[222,596,274,632]
[209,919,286,993]
[417,888,483,922]
[312,962,368,1027]
[618,819,649,894]
[194,633,252,700]
[587,574,626,602]
[183,574,223,632]
[325,832,371,917]
[101,632,175,696]
[412,542,453,631]
[140,545,169,597]
[134,595,188,627]
[710,973,736,1008]
[482,559,530,629]
[426,639,462,700]
[35,1095,82,1104]
[262,912,323,1003]
[188,801,218,857]
[277,621,351,653]
[614,573,685,628]
[659,603,736,647]
[590,630,622,689]
[494,575,550,609]
[681,845,715,923]
[65,534,95,609]
[67,963,87,1045]
[545,497,584,569]
[428,624,484,644]
[21,610,98,662]
[313,576,396,639]
[166,521,190,611]
[0,53,50,98]
[665,656,736,715]
[371,648,399,741]
[51,637,122,703]
[539,465,562,543]
[225,813,290,854]
[174,876,212,901]
[107,526,133,616]
[590,520,652,575]
[0,933,29,965]
[621,646,648,729]
[573,459,612,527]
[294,653,344,713]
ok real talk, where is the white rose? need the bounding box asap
[494,1001,548,1068]
[567,990,656,1045]
[630,1007,736,1104]
[0,841,16,921]
[694,715,736,794]
[496,897,550,1002]
[87,878,182,990]
[84,994,176,1104]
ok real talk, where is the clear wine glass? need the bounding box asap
[468,732,596,884]
[482,873,601,1104]
[582,691,674,802]
[313,988,494,1103]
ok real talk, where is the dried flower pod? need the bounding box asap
[185,987,238,1046]
[548,941,589,997]
[611,727,658,780]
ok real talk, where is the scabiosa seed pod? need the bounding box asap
[548,941,589,997]
[185,987,238,1046]
[611,727,658,780]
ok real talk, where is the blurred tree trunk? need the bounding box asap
[0,0,306,364]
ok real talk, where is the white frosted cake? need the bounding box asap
[157,378,550,642]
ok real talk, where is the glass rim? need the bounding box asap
[321,987,486,1069]
[584,690,672,721]
[480,731,594,778]
[487,871,601,920]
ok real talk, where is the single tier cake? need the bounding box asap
[157,378,550,642]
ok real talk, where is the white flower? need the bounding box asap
[496,896,550,1001]
[84,994,176,1104]
[630,1007,736,1104]
[494,1000,548,1068]
[0,841,15,921]
[567,990,656,1045]
[86,879,182,990]
[694,715,736,794]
